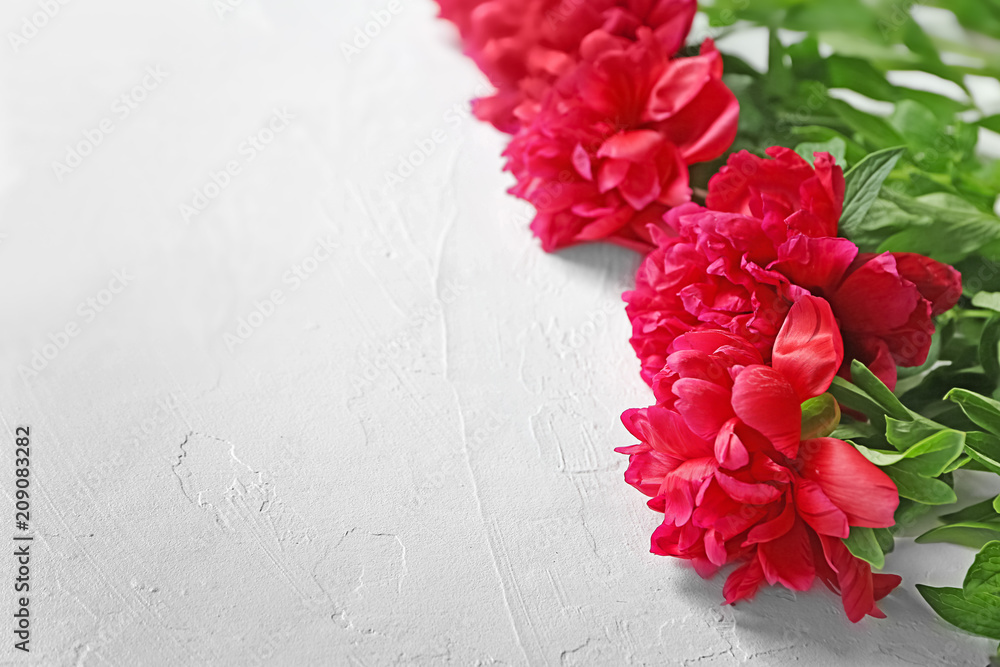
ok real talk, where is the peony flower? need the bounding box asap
[504,28,739,252]
[617,297,902,622]
[625,148,961,388]
[435,0,699,133]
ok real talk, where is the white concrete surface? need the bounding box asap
[0,0,996,664]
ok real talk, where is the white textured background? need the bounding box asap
[0,0,998,664]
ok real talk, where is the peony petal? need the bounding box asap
[715,471,782,505]
[818,534,892,622]
[596,158,631,193]
[644,405,715,461]
[723,555,767,604]
[744,494,796,545]
[661,74,740,164]
[798,438,899,528]
[793,477,849,538]
[571,143,593,181]
[772,234,858,293]
[844,336,898,391]
[618,162,662,211]
[758,517,816,591]
[672,378,736,441]
[772,295,844,402]
[646,50,716,120]
[832,254,921,333]
[704,529,728,566]
[597,130,664,162]
[873,573,903,601]
[730,366,802,458]
[714,418,750,470]
[890,253,962,316]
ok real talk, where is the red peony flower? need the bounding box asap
[625,148,961,387]
[504,29,739,252]
[435,0,698,133]
[617,297,902,622]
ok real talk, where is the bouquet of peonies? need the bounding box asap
[436,0,1000,653]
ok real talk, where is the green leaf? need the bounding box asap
[842,197,933,252]
[801,393,841,439]
[942,498,1000,525]
[849,360,911,422]
[891,100,942,149]
[852,443,908,466]
[827,56,899,102]
[995,496,1000,514]
[896,430,966,477]
[879,191,1000,264]
[944,455,971,474]
[965,542,1000,597]
[829,99,907,148]
[794,138,847,167]
[844,526,885,569]
[767,29,793,96]
[839,147,907,239]
[790,126,867,164]
[974,292,1000,313]
[884,467,957,505]
[980,316,1000,383]
[874,527,895,555]
[829,376,888,422]
[853,430,964,477]
[965,432,1000,475]
[916,522,1000,549]
[917,585,1000,641]
[885,416,945,449]
[830,421,877,440]
[948,389,1000,437]
[981,115,1000,135]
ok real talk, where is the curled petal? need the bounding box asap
[731,366,802,458]
[793,477,849,538]
[799,438,899,528]
[772,295,844,402]
[723,554,766,604]
[818,534,899,622]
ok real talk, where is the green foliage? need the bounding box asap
[845,526,885,569]
[918,542,1000,642]
[699,2,1000,217]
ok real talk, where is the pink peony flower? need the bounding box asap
[504,28,739,252]
[618,297,902,622]
[625,148,961,388]
[435,0,699,133]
